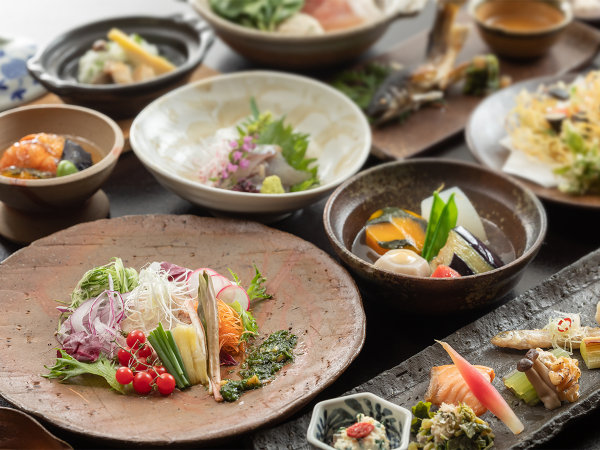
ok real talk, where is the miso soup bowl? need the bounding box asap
[0,104,124,212]
[324,158,547,313]
[470,0,572,59]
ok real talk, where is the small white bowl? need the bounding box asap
[130,71,371,218]
[307,392,411,450]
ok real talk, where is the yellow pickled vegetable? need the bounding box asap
[171,325,209,385]
[580,336,600,369]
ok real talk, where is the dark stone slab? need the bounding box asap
[254,248,600,449]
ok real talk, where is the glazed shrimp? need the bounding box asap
[0,133,65,173]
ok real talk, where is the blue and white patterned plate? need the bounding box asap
[307,392,412,450]
[0,37,46,111]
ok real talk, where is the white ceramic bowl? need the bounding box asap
[190,0,428,69]
[307,392,412,450]
[130,71,371,217]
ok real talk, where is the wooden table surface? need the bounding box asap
[1,1,600,448]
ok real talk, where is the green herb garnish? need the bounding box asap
[332,62,394,111]
[421,192,458,261]
[555,123,600,195]
[209,0,303,31]
[411,401,434,434]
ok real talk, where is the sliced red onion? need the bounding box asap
[219,349,238,366]
[57,290,125,362]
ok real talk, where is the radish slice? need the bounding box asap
[196,268,221,277]
[188,269,231,293]
[210,274,233,293]
[217,285,250,311]
[437,340,524,435]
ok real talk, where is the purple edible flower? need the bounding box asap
[239,158,250,169]
[232,151,243,162]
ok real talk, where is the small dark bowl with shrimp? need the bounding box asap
[0,104,124,242]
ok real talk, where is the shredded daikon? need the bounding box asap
[121,262,196,334]
[544,311,582,354]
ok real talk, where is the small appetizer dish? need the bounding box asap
[0,104,123,243]
[324,158,546,313]
[130,71,370,219]
[307,392,411,450]
[27,16,213,118]
[470,0,572,59]
[189,0,427,69]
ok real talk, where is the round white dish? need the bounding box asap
[130,70,372,217]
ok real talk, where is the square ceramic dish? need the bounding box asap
[307,392,411,450]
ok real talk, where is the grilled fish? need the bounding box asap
[491,327,600,350]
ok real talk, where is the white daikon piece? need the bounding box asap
[420,186,488,242]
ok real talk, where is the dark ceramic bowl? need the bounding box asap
[324,158,547,314]
[470,0,572,59]
[27,15,213,119]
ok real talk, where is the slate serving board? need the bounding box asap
[254,248,600,449]
[369,18,600,160]
[0,215,365,446]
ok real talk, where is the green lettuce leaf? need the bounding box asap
[43,350,125,394]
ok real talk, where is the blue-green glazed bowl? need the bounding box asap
[306,392,411,449]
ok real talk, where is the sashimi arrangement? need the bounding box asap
[44,258,297,402]
[209,0,383,35]
[352,186,511,278]
[193,99,319,194]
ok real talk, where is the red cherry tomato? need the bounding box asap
[137,342,152,358]
[126,330,146,349]
[346,422,374,439]
[132,356,152,373]
[148,365,167,378]
[117,347,134,367]
[153,365,168,375]
[156,373,176,396]
[431,265,461,278]
[132,371,154,395]
[115,367,134,385]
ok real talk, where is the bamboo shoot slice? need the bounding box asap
[198,271,223,402]
[107,28,176,75]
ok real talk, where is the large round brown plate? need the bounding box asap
[466,72,600,209]
[0,215,365,445]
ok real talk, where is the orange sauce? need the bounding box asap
[477,1,565,32]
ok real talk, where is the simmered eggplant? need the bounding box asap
[365,207,428,256]
[61,139,92,171]
[432,226,504,275]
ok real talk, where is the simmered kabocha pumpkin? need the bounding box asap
[365,207,428,256]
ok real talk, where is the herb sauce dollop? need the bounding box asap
[220,330,297,402]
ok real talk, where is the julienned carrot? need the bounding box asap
[437,340,525,435]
